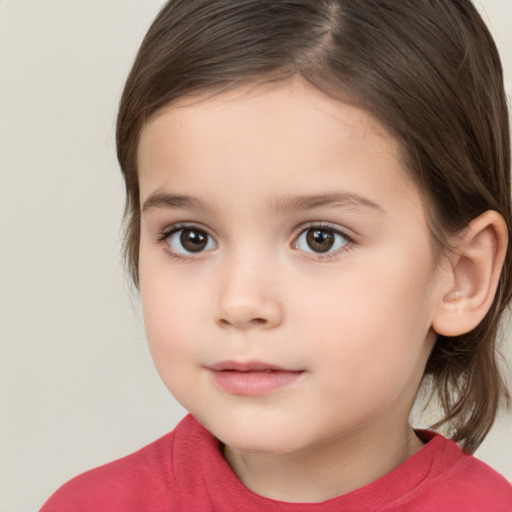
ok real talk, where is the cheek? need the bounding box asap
[139,247,205,336]
[139,265,205,379]
[298,251,436,386]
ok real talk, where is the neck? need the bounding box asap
[223,422,424,503]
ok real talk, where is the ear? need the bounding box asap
[432,210,508,337]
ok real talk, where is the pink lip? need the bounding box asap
[207,360,304,396]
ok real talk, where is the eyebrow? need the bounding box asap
[142,192,213,213]
[142,191,383,214]
[271,192,383,214]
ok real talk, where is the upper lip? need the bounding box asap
[208,360,299,372]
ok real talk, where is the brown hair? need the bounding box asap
[116,0,512,453]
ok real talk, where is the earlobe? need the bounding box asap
[432,210,508,337]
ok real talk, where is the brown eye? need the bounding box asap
[180,229,208,252]
[295,227,348,255]
[306,229,335,252]
[167,227,217,255]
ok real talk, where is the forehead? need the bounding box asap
[141,77,393,148]
[137,76,421,214]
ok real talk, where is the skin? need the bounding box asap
[136,76,455,502]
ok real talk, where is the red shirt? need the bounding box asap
[40,414,512,511]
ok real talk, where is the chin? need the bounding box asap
[196,409,311,455]
[226,434,297,455]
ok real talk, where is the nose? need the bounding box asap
[215,254,283,330]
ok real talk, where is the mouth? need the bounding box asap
[207,360,304,396]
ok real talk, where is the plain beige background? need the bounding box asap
[0,1,511,511]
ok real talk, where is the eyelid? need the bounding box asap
[158,221,218,260]
[294,221,354,241]
[155,220,354,262]
[158,221,214,240]
[292,221,354,260]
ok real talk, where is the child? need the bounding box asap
[41,0,512,510]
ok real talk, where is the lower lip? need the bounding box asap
[209,369,303,396]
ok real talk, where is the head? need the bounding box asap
[116,0,512,453]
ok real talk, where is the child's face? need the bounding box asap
[137,77,446,455]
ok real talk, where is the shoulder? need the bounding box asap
[39,415,205,512]
[403,431,512,511]
[442,450,512,504]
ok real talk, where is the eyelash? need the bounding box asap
[156,221,354,262]
[157,222,213,263]
[294,222,353,261]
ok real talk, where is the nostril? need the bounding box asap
[218,317,267,327]
[216,300,283,329]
